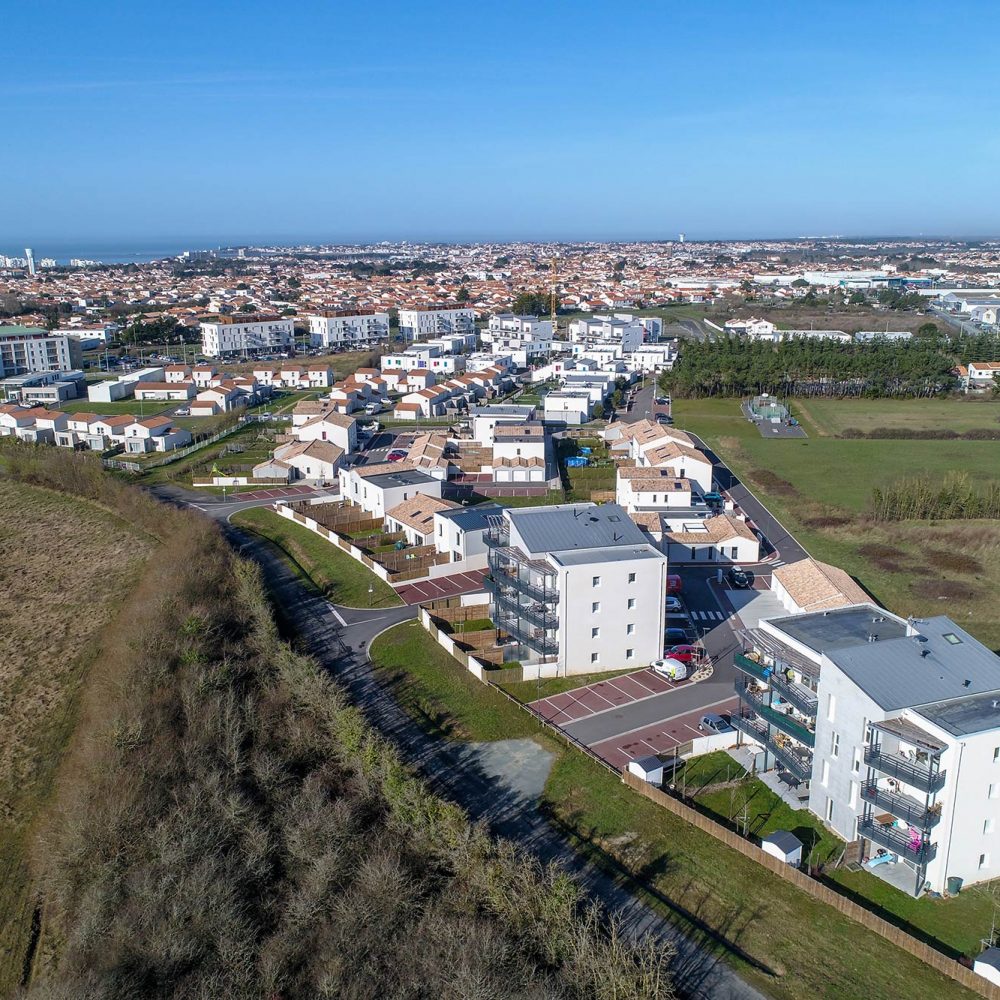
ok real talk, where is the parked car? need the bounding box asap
[727,567,752,589]
[651,657,688,681]
[174,407,190,416]
[386,450,407,462]
[665,595,684,613]
[703,491,724,505]
[701,713,734,735]
[667,573,682,595]
[666,644,700,663]
[664,626,692,645]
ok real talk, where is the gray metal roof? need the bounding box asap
[917,691,1000,738]
[470,404,535,417]
[763,830,803,854]
[363,469,436,489]
[769,605,907,654]
[435,502,504,532]
[508,502,649,555]
[828,617,1000,712]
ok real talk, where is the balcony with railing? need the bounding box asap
[859,817,937,865]
[731,712,813,782]
[734,651,769,683]
[485,566,558,606]
[495,614,559,656]
[488,585,559,631]
[864,747,946,794]
[735,681,816,748]
[861,782,941,829]
[769,670,819,718]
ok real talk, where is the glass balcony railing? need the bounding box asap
[488,586,559,631]
[861,782,941,829]
[859,817,937,865]
[864,747,946,794]
[735,681,816,747]
[769,670,819,717]
[486,565,557,606]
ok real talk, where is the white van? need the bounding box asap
[651,657,688,680]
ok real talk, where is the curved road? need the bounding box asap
[152,483,766,1000]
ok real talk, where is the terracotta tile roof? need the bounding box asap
[772,558,870,612]
[385,493,458,533]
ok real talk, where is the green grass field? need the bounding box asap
[795,397,1000,436]
[673,397,1000,649]
[60,398,174,416]
[367,621,982,999]
[231,506,401,608]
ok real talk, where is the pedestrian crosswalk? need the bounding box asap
[691,610,725,621]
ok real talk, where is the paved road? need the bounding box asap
[689,433,808,566]
[150,482,766,1000]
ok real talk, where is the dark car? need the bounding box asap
[701,713,734,735]
[664,626,695,645]
[727,567,752,589]
[666,644,700,663]
[703,491,724,505]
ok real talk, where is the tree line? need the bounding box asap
[661,335,957,398]
[3,445,674,1000]
[870,472,1000,522]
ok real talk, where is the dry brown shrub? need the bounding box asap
[749,469,799,498]
[912,579,977,602]
[925,549,983,575]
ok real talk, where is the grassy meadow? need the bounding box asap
[0,480,153,994]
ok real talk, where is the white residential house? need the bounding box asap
[491,422,548,482]
[543,390,592,424]
[340,465,443,518]
[133,381,197,402]
[432,502,504,566]
[384,494,460,546]
[122,416,193,453]
[292,407,358,453]
[485,502,667,674]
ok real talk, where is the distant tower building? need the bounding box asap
[24,248,36,276]
[678,233,685,244]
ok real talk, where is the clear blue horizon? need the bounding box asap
[5,1,1000,243]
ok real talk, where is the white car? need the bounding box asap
[651,657,688,681]
[665,595,684,613]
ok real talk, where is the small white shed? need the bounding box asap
[627,755,665,786]
[974,947,1000,986]
[761,830,803,867]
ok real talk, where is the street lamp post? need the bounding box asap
[368,582,374,607]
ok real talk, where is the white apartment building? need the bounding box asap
[307,309,390,348]
[735,605,1000,897]
[200,315,295,357]
[0,327,83,376]
[569,314,646,352]
[487,314,553,338]
[484,503,667,675]
[398,306,476,341]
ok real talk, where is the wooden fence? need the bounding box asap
[622,770,1000,1000]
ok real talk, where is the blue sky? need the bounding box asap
[4,0,1000,243]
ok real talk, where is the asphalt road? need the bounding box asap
[149,482,766,1000]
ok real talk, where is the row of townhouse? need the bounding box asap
[607,418,761,563]
[380,333,478,375]
[0,404,192,453]
[732,569,1000,898]
[392,366,511,420]
[398,305,477,341]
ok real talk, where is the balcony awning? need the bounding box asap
[742,628,820,680]
[871,717,945,754]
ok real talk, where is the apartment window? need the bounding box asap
[826,693,836,723]
[591,627,600,639]
[626,648,634,660]
[852,748,861,774]
[981,853,990,870]
[830,732,840,759]
[592,601,600,613]
[730,546,738,558]
[592,576,601,587]
[994,747,1000,763]
[826,797,834,823]
[590,652,599,664]
[626,623,635,635]
[821,761,830,786]
[985,819,996,835]
[627,598,636,610]
[628,572,636,583]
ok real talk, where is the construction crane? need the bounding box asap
[550,257,559,339]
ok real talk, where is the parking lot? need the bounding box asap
[530,668,684,727]
[230,484,326,501]
[394,569,487,605]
